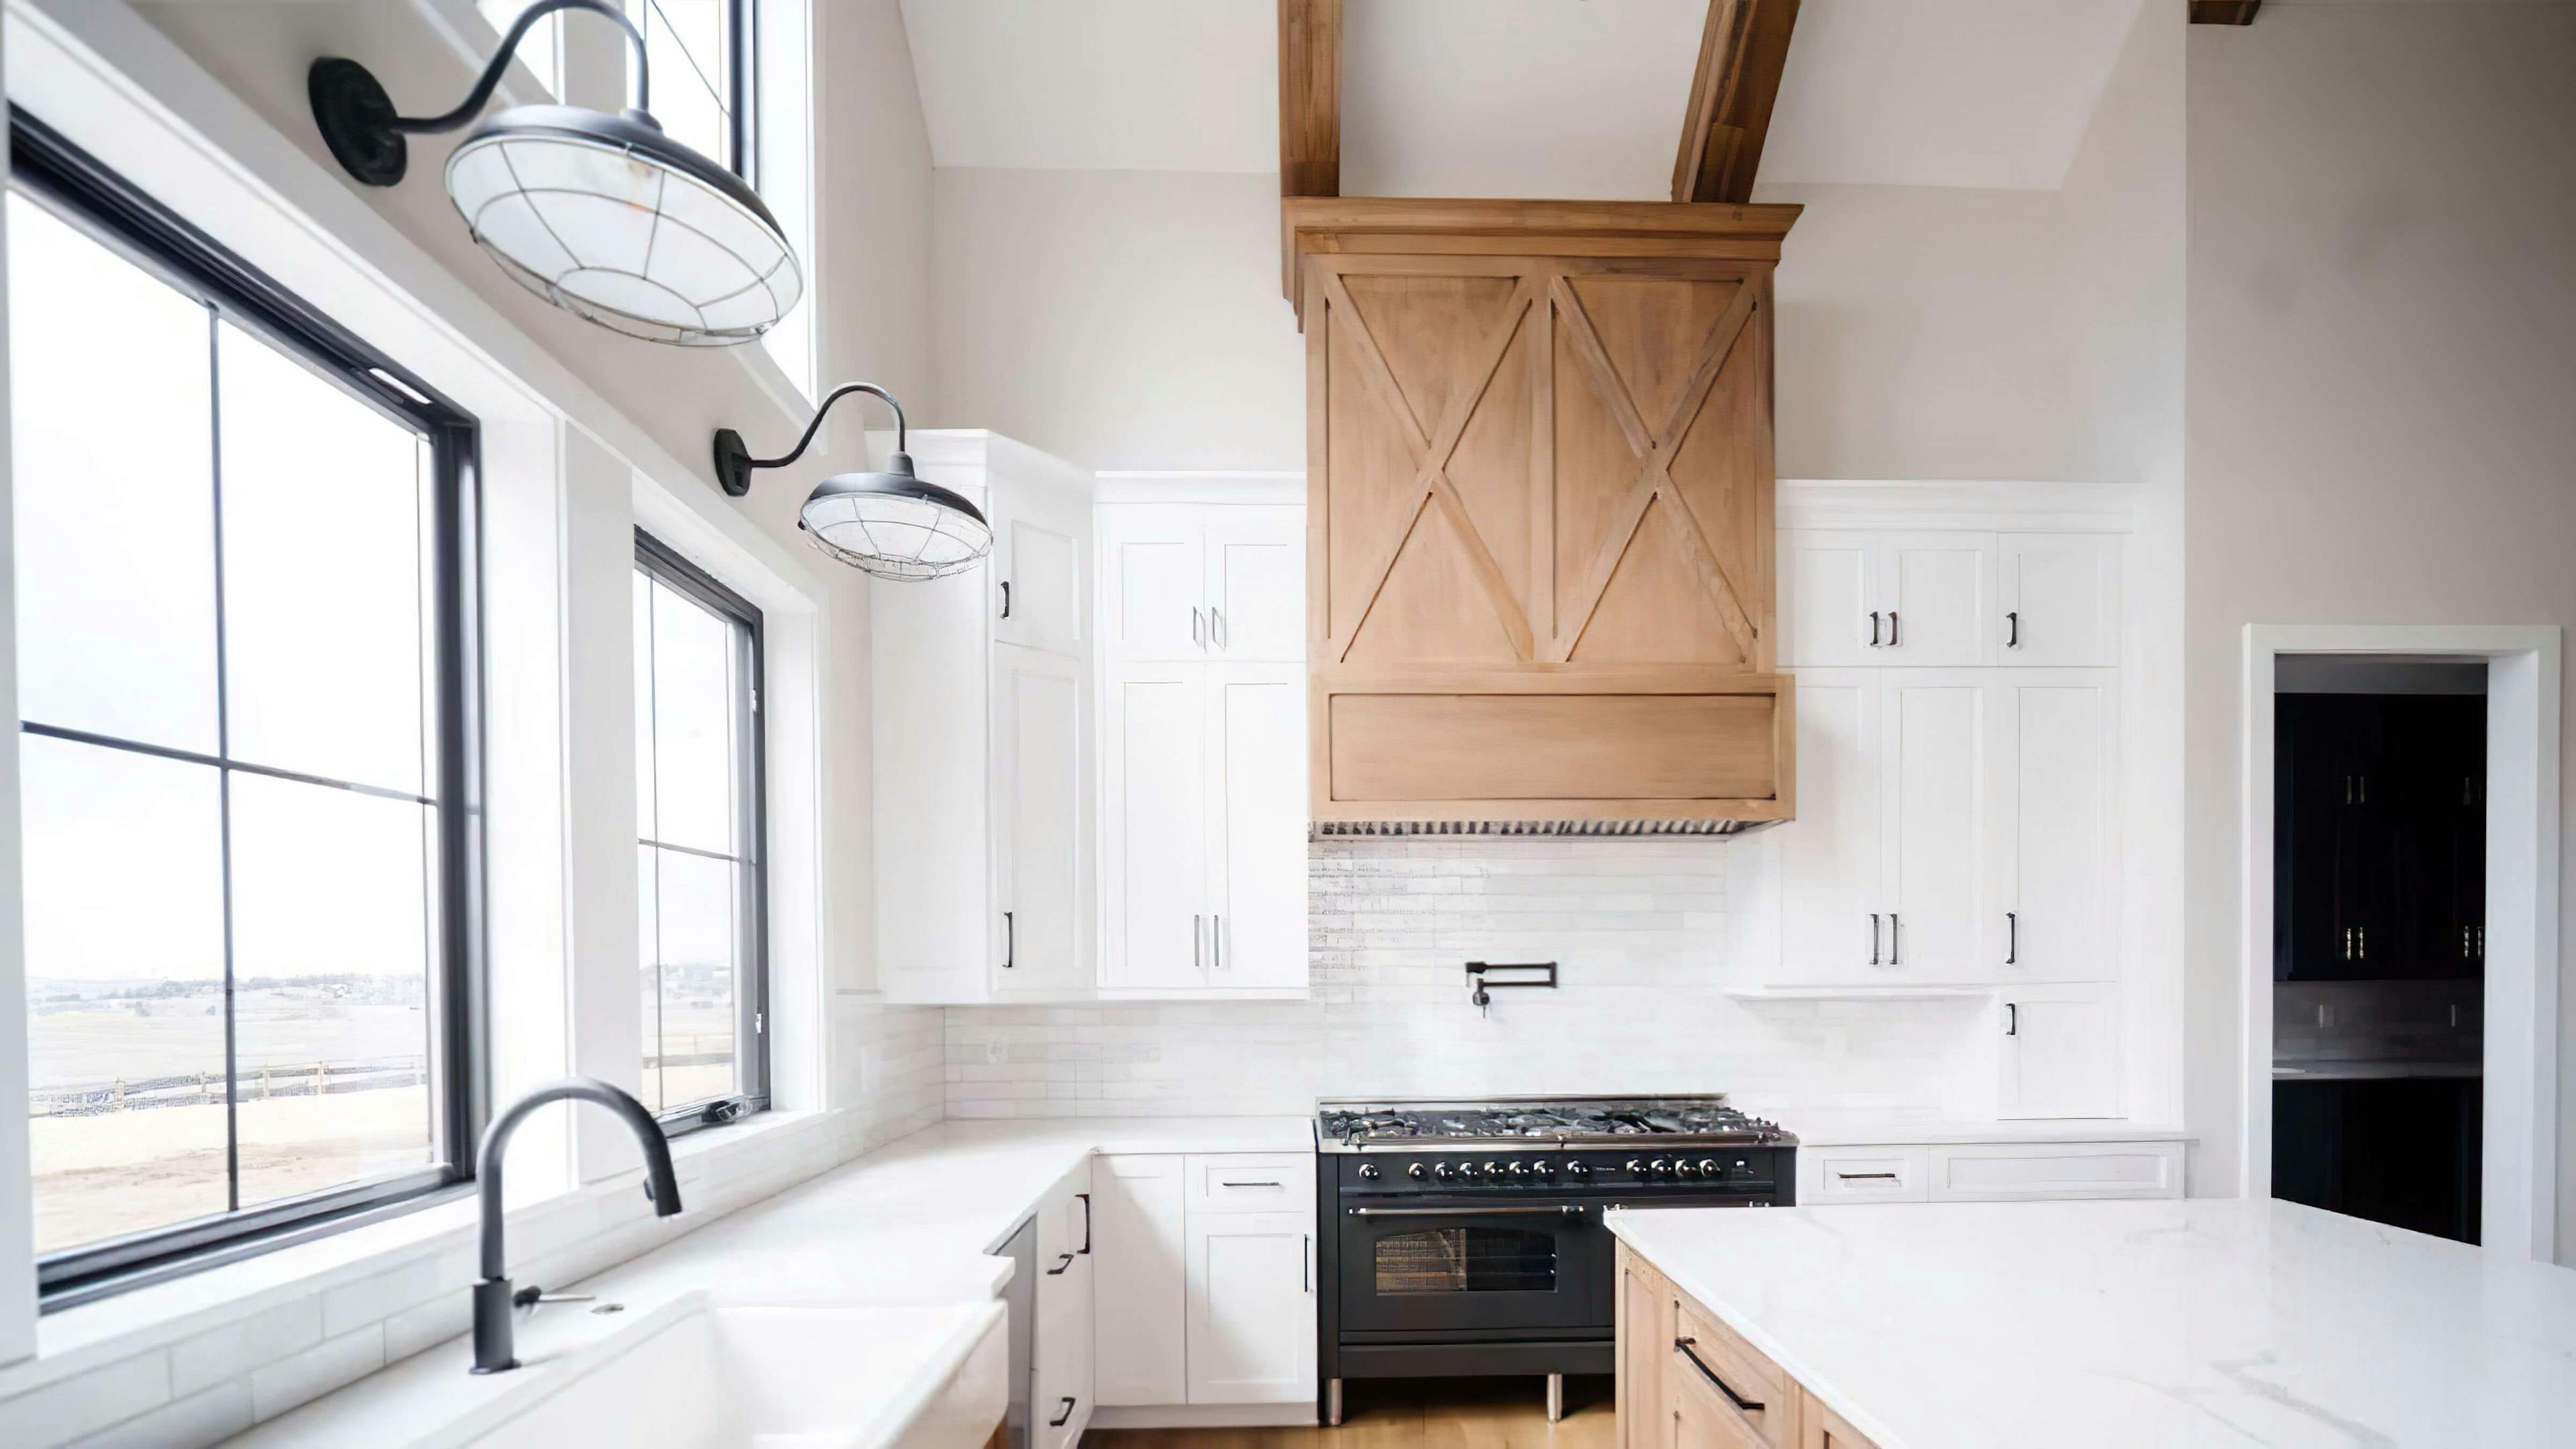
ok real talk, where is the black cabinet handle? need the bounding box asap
[1002,910,1014,968]
[1869,913,1881,966]
[1077,1193,1091,1254]
[1001,580,1012,619]
[2006,1002,2019,1037]
[1045,1252,1075,1276]
[2006,912,2017,965]
[2006,609,2019,648]
[1889,913,1902,966]
[1887,610,1900,646]
[1049,1397,1077,1428]
[1674,1338,1764,1414]
[1868,610,1882,647]
[1303,1233,1311,1293]
[1835,1171,1899,1181]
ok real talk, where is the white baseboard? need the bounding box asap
[1088,1402,1320,1429]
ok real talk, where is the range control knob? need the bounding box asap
[1562,1161,1590,1179]
[1530,1161,1556,1180]
[1482,1162,1505,1179]
[1674,1159,1699,1178]
[1732,1159,1750,1176]
[1358,1162,1382,1181]
[1649,1159,1672,1177]
[1625,1159,1647,1175]
[1407,1162,1428,1181]
[1700,1159,1723,1179]
[1508,1161,1531,1177]
[1456,1162,1481,1179]
[1433,1163,1456,1181]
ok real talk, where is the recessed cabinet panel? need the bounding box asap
[1102,669,1210,989]
[1877,533,1994,666]
[1205,507,1305,662]
[1999,985,2121,1118]
[1184,1210,1317,1403]
[995,645,1087,992]
[1777,672,1879,976]
[1996,672,2117,981]
[1093,1155,1187,1406]
[1782,532,1875,667]
[1880,673,1996,977]
[998,511,1085,657]
[1210,667,1307,989]
[1998,533,2116,666]
[1102,504,1207,662]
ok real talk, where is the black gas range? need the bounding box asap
[1311,1096,1797,1424]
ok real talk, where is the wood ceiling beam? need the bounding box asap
[2190,1,2262,23]
[1672,0,1800,205]
[1279,0,1342,197]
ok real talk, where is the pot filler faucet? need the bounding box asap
[472,1077,683,1374]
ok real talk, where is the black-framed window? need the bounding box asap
[8,115,483,1306]
[632,532,765,1132]
[637,0,757,183]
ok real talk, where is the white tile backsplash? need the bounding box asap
[947,841,1988,1120]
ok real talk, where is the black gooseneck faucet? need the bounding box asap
[472,1077,683,1374]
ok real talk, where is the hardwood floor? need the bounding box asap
[1085,1377,1615,1449]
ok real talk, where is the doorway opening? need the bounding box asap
[2239,625,2560,1262]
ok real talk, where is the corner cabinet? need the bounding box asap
[1097,498,1309,997]
[875,431,1097,1004]
[1289,202,1800,828]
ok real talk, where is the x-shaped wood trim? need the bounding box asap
[1548,274,1760,663]
[1321,270,1541,663]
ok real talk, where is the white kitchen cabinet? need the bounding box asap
[1878,531,1994,665]
[1781,531,1877,667]
[1774,671,1880,975]
[1093,1155,1187,1407]
[995,645,1088,994]
[1998,533,2118,666]
[1994,672,2118,983]
[1999,984,2122,1118]
[875,431,1096,1005]
[1184,1210,1318,1405]
[1802,1146,1930,1204]
[1097,500,1307,998]
[1035,1161,1096,1449]
[1927,1140,2181,1199]
[1880,670,2001,977]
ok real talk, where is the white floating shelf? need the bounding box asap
[1724,984,1993,1002]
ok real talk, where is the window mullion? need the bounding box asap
[203,301,244,1215]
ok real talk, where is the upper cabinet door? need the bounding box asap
[1099,504,1207,662]
[1992,672,2118,983]
[994,645,1087,993]
[1780,531,1876,667]
[1775,669,1882,978]
[1206,665,1308,991]
[1879,672,2000,977]
[1875,532,1994,666]
[1998,533,2117,666]
[995,488,1088,657]
[1203,506,1306,662]
[1100,667,1210,991]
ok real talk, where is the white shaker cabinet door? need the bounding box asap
[1999,984,2122,1118]
[1878,672,2001,978]
[1207,665,1307,991]
[1101,667,1209,989]
[1876,532,1994,666]
[1185,1211,1318,1404]
[994,490,1087,657]
[1092,1155,1187,1406]
[1775,670,1883,977]
[1998,533,2117,666]
[994,645,1088,992]
[1781,531,1876,667]
[1099,504,1207,662]
[1994,671,2118,982]
[1203,506,1305,663]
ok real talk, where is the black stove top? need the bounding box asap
[1316,1095,1792,1150]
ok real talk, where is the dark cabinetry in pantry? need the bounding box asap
[2274,694,2484,982]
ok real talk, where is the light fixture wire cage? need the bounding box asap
[801,484,994,581]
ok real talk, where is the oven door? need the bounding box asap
[1335,1200,1608,1335]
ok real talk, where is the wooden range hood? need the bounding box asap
[1289,198,1800,835]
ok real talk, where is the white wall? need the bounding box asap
[929,167,1303,472]
[2183,3,2576,1247]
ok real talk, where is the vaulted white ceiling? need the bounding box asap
[899,0,2147,193]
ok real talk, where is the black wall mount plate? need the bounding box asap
[712,427,756,497]
[310,57,408,186]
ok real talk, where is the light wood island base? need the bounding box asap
[1616,1244,1879,1449]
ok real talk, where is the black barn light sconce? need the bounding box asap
[714,383,994,581]
[309,0,802,347]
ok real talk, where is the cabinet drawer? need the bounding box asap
[1672,1296,1791,1449]
[1186,1153,1313,1214]
[1803,1146,1929,1204]
[1927,1141,2184,1201]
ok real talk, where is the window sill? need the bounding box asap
[3,1108,843,1401]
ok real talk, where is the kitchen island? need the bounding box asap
[1607,1198,2576,1448]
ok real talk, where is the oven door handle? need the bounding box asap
[1346,1205,1586,1217]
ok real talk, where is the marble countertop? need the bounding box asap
[227,1116,1308,1447]
[1609,1198,2576,1448]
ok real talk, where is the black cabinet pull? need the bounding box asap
[2006,1002,2019,1037]
[1868,610,1882,647]
[1001,580,1012,619]
[1889,913,1902,965]
[1674,1338,1764,1414]
[1045,1252,1075,1276]
[2006,911,2017,965]
[1835,1171,1899,1181]
[1077,1193,1091,1254]
[1887,610,1900,646]
[1869,913,1881,966]
[1002,910,1014,968]
[1049,1397,1077,1428]
[2006,610,2019,648]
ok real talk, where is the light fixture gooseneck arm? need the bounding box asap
[713,382,910,498]
[400,0,651,134]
